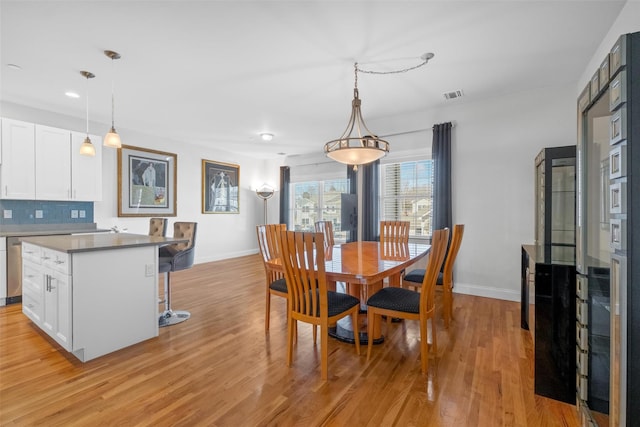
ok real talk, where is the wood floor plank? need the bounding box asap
[0,253,580,426]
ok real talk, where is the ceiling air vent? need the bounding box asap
[443,90,464,100]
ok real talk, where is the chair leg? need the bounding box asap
[351,309,361,356]
[159,271,190,327]
[265,289,271,333]
[287,318,295,367]
[420,318,429,374]
[443,285,452,328]
[367,309,376,361]
[321,323,328,380]
[313,325,317,344]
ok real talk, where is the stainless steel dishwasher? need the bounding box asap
[6,237,25,304]
[6,236,48,305]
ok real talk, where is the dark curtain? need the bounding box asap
[361,160,380,241]
[432,122,453,232]
[345,166,358,242]
[279,166,290,226]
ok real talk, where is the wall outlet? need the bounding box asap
[145,264,155,277]
[79,210,86,218]
[35,210,44,219]
[71,210,79,219]
[3,209,12,219]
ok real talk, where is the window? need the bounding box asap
[290,179,350,242]
[380,160,433,239]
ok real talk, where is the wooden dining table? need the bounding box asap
[269,240,431,344]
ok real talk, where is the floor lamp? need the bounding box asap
[256,184,275,224]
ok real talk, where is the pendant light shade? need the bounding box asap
[80,70,96,157]
[324,63,389,166]
[104,50,122,148]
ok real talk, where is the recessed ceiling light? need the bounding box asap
[65,91,80,99]
[260,133,274,141]
[7,64,22,70]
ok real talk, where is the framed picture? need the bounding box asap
[202,159,239,214]
[117,145,177,217]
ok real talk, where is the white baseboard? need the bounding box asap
[453,282,520,302]
[195,249,259,265]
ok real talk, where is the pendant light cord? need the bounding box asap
[111,56,115,128]
[86,75,90,136]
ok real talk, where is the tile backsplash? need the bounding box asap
[0,200,94,225]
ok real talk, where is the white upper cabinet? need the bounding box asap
[71,132,102,201]
[35,125,72,201]
[0,118,103,201]
[0,118,36,199]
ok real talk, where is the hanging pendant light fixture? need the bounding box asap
[324,63,389,166]
[79,70,96,157]
[103,50,122,148]
[324,54,435,167]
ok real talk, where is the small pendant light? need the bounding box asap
[79,70,96,157]
[103,50,122,148]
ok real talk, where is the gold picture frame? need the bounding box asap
[117,145,177,217]
[202,159,240,214]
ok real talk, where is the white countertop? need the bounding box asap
[20,233,187,253]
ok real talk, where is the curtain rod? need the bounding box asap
[381,121,456,138]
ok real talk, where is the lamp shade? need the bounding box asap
[104,127,122,148]
[79,136,96,156]
[325,137,389,165]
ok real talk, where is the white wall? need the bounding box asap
[371,84,577,301]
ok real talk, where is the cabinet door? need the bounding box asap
[42,270,72,351]
[0,118,35,199]
[22,260,44,324]
[35,125,71,200]
[71,132,102,201]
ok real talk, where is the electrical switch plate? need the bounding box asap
[79,210,86,218]
[145,264,155,277]
[35,210,43,219]
[3,210,12,219]
[71,210,79,219]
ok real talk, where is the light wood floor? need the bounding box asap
[0,254,579,427]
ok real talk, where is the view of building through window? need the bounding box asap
[380,160,434,239]
[290,179,350,242]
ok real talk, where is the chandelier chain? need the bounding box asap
[355,55,433,75]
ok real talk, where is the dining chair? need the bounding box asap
[403,224,465,327]
[380,220,410,245]
[158,222,198,327]
[314,220,335,247]
[149,217,167,237]
[257,224,288,333]
[278,230,361,380]
[380,221,410,289]
[366,228,449,374]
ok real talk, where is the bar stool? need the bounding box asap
[158,222,197,327]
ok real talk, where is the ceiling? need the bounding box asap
[0,1,625,160]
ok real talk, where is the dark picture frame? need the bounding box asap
[117,145,177,217]
[202,159,240,214]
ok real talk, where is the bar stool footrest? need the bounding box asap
[159,309,191,327]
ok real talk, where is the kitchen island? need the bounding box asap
[20,233,183,362]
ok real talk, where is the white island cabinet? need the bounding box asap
[21,233,182,362]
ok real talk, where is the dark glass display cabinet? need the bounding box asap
[529,146,577,404]
[576,31,640,427]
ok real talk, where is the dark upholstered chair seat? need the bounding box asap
[366,287,420,314]
[269,277,287,293]
[403,269,444,286]
[327,291,360,317]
